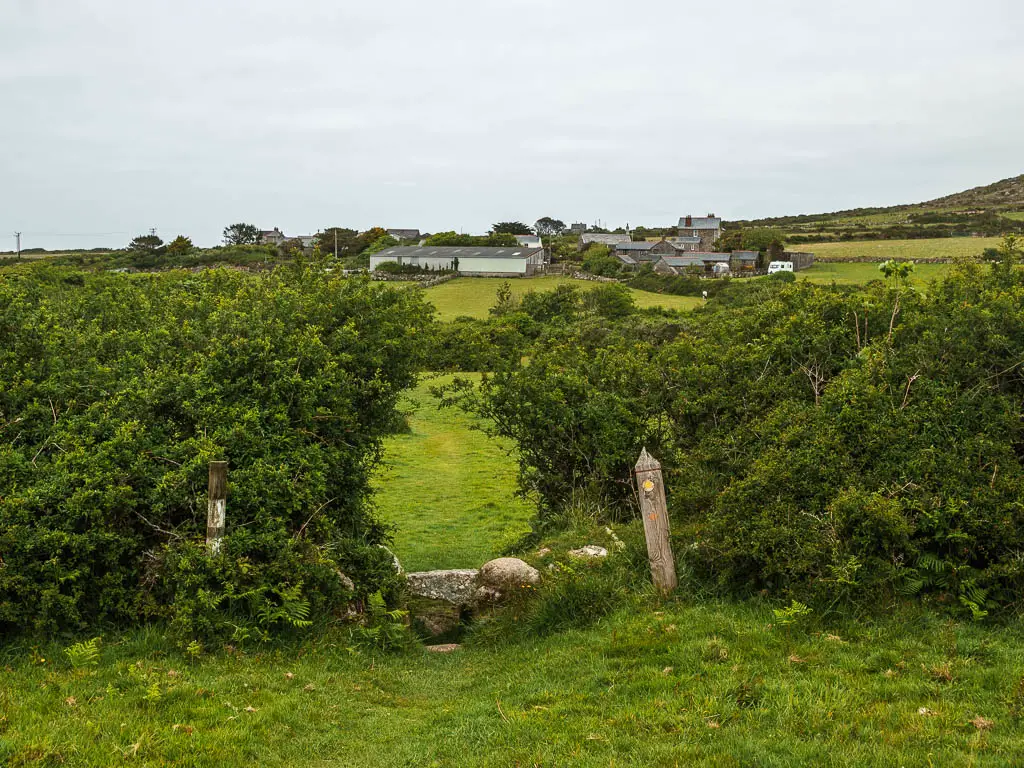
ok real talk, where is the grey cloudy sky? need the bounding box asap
[2,0,1023,249]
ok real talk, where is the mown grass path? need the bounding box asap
[371,374,534,571]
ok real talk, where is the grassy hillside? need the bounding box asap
[799,236,1002,262]
[728,174,1024,243]
[372,375,534,571]
[424,277,702,320]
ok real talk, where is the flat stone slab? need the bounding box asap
[406,569,480,605]
[425,643,461,653]
[569,545,608,558]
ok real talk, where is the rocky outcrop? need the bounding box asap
[568,545,608,558]
[405,569,479,637]
[406,569,479,604]
[478,557,540,589]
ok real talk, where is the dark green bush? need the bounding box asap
[0,267,431,638]
[450,258,1024,613]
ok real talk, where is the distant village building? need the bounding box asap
[260,227,288,246]
[387,228,421,241]
[677,214,723,250]
[570,222,587,236]
[514,234,543,249]
[654,252,732,276]
[730,250,759,272]
[579,233,632,250]
[370,246,544,277]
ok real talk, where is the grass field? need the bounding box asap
[799,236,1002,262]
[424,277,702,320]
[5,599,1024,766]
[372,374,534,571]
[798,261,952,288]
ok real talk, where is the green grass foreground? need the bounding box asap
[371,375,534,571]
[423,277,702,320]
[4,601,1024,766]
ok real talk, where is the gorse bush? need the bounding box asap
[447,247,1024,614]
[0,266,431,638]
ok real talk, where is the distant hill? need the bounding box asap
[728,173,1024,244]
[922,173,1024,209]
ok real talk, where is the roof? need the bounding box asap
[387,228,421,239]
[615,254,638,265]
[732,250,758,260]
[666,236,702,244]
[614,241,656,251]
[581,233,632,245]
[692,251,732,262]
[373,246,543,261]
[659,256,704,267]
[677,216,723,230]
[514,235,542,246]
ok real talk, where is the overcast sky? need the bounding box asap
[2,0,1023,250]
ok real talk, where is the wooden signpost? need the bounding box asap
[207,461,227,555]
[634,448,677,594]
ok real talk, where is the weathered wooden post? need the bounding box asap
[207,461,227,555]
[635,448,677,594]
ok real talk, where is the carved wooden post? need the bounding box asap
[207,461,227,555]
[635,448,677,594]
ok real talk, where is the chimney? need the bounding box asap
[685,215,692,227]
[707,213,715,219]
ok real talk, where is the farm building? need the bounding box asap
[387,228,421,241]
[654,252,732,276]
[370,246,545,277]
[579,233,632,250]
[514,234,543,249]
[730,250,759,272]
[615,239,704,262]
[677,214,723,250]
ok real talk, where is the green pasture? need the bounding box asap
[799,236,1002,262]
[371,374,533,572]
[424,277,701,320]
[798,261,952,288]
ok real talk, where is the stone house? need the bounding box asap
[677,214,723,250]
[259,227,288,246]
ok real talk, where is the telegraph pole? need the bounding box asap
[334,229,338,260]
[14,231,21,261]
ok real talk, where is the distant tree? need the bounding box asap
[486,233,519,247]
[425,231,477,247]
[166,235,194,257]
[742,228,786,252]
[128,234,164,254]
[879,259,914,287]
[534,217,566,236]
[363,234,398,256]
[223,223,260,246]
[452,256,460,273]
[315,228,358,257]
[491,221,534,235]
[352,227,390,253]
[489,281,518,316]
